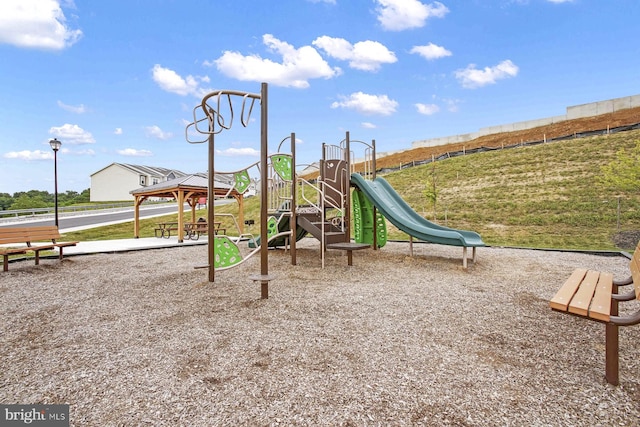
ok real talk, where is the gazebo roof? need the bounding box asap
[130,173,246,241]
[130,174,238,199]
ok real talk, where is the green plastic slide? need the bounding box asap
[350,174,485,248]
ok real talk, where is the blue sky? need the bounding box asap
[1,0,638,194]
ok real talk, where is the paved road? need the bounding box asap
[0,205,182,231]
[0,201,232,232]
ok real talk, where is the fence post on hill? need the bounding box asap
[617,196,621,230]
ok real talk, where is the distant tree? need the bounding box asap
[9,194,48,210]
[75,188,91,203]
[5,188,90,209]
[600,140,640,193]
[59,190,79,206]
[0,193,13,210]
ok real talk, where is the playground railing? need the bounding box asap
[214,212,242,236]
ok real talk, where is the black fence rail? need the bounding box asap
[379,122,640,175]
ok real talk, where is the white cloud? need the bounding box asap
[114,128,123,135]
[75,148,95,156]
[313,36,397,71]
[415,103,440,115]
[211,34,341,88]
[443,98,461,112]
[57,100,87,113]
[331,92,398,116]
[216,147,260,157]
[375,0,448,31]
[145,125,173,140]
[410,43,452,60]
[49,123,95,144]
[3,150,52,160]
[117,148,152,157]
[151,64,210,97]
[0,0,82,50]
[361,122,377,129]
[455,60,519,89]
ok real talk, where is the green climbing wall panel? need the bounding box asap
[267,216,278,239]
[214,236,243,269]
[234,170,251,194]
[271,154,292,181]
[352,188,387,247]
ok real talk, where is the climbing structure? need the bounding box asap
[186,83,296,298]
[295,132,374,267]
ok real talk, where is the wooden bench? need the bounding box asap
[0,226,78,272]
[550,244,640,385]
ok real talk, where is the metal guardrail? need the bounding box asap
[0,201,171,221]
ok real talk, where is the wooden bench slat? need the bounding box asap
[0,247,29,255]
[550,268,588,311]
[588,271,613,322]
[568,270,600,317]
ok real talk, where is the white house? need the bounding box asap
[90,163,187,201]
[90,163,257,202]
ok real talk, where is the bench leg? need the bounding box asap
[35,251,40,265]
[2,255,8,272]
[347,250,353,266]
[59,247,63,260]
[605,322,619,385]
[605,282,620,385]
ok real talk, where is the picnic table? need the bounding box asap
[154,222,179,238]
[183,221,226,240]
[155,221,227,240]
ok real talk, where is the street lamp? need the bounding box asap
[49,138,62,227]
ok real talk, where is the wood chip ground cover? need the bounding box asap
[1,239,639,426]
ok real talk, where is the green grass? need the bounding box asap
[58,130,640,252]
[383,130,640,250]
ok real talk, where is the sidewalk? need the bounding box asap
[61,236,208,256]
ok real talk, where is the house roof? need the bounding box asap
[90,162,187,178]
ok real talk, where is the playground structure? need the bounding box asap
[186,83,485,298]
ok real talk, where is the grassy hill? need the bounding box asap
[381,129,640,250]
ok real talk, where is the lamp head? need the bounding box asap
[49,138,62,152]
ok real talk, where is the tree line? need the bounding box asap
[0,189,91,211]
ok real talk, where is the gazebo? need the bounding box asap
[130,174,244,242]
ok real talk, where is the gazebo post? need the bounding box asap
[133,195,143,238]
[188,193,197,224]
[235,194,245,234]
[177,190,185,243]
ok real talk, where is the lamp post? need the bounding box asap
[49,138,62,227]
